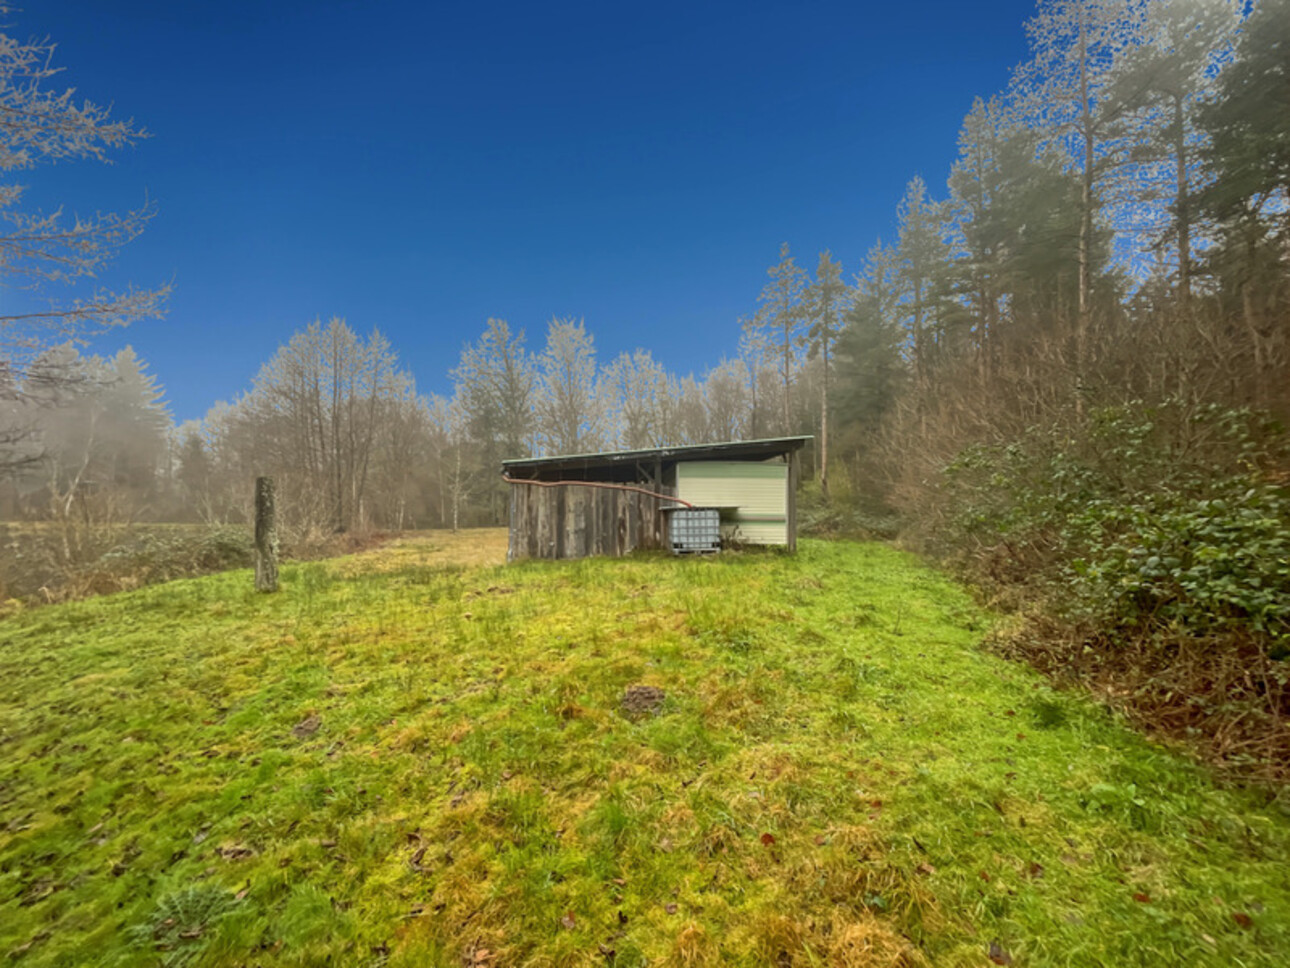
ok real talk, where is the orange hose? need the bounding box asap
[502,474,694,508]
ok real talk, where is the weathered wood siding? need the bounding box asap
[507,482,670,561]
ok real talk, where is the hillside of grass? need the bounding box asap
[1,530,1287,967]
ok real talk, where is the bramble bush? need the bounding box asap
[0,525,253,603]
[942,400,1290,653]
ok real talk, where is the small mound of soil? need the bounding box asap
[291,714,322,738]
[621,685,666,719]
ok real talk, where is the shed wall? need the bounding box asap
[507,481,669,561]
[675,461,789,545]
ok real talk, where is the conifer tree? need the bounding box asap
[747,243,807,435]
[805,251,849,499]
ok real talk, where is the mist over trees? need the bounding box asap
[7,0,1286,542]
[0,14,169,475]
[3,0,1286,589]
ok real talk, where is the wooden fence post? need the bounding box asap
[254,476,279,592]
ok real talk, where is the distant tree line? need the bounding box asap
[1,0,1285,545]
[5,2,1287,541]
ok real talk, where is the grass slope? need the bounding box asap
[1,532,1286,967]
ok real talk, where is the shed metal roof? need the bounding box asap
[501,436,811,476]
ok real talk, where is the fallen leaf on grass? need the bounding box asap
[291,714,321,738]
[759,832,776,846]
[1232,912,1253,929]
[916,862,937,876]
[1133,892,1151,903]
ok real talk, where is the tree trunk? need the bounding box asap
[1076,11,1092,417]
[820,340,830,503]
[782,329,792,435]
[255,475,280,593]
[451,446,462,533]
[1173,93,1191,317]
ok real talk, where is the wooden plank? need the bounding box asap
[585,488,598,558]
[641,494,654,550]
[579,486,590,559]
[606,490,617,557]
[597,489,611,557]
[528,485,539,560]
[602,489,614,557]
[508,484,522,561]
[560,485,572,559]
[555,484,568,558]
[531,485,542,559]
[546,488,559,558]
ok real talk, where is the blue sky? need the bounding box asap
[20,0,1036,421]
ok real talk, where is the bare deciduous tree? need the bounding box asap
[601,349,675,449]
[535,317,603,455]
[222,318,408,536]
[0,12,169,471]
[701,358,751,443]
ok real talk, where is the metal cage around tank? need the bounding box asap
[664,506,722,554]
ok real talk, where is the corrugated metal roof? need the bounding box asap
[501,436,811,475]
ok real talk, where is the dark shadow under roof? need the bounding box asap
[502,436,811,477]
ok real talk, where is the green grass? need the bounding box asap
[1,534,1287,967]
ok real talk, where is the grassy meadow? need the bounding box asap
[1,530,1287,967]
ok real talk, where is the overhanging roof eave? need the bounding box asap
[501,435,812,475]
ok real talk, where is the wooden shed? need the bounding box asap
[502,436,811,561]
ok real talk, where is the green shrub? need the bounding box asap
[1067,486,1290,639]
[941,400,1290,651]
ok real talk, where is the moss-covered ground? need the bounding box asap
[1,531,1286,967]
